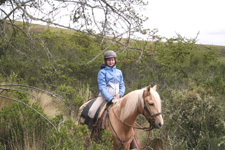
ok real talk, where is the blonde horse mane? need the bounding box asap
[117,87,161,121]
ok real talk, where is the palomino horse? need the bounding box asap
[79,85,163,150]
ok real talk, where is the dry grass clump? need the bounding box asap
[30,91,63,119]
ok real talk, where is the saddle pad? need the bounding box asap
[81,98,96,120]
[80,98,106,124]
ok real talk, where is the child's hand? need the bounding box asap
[112,98,119,103]
[115,94,120,99]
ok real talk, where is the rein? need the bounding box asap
[134,128,151,149]
[107,108,133,150]
[109,105,158,150]
[106,89,163,150]
[111,107,152,131]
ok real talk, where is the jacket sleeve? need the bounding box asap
[119,70,125,97]
[97,70,113,101]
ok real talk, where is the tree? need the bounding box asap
[0,0,156,63]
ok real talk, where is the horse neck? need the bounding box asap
[115,90,144,126]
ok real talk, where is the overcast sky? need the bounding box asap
[2,0,224,46]
[145,0,225,46]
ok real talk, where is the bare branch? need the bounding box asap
[0,0,155,62]
[85,43,113,65]
[0,95,58,131]
[0,84,66,102]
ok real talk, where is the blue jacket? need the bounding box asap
[98,65,125,102]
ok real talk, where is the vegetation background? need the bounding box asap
[0,23,224,150]
[0,0,225,149]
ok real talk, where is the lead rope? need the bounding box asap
[107,109,133,150]
[131,102,154,149]
[133,122,152,149]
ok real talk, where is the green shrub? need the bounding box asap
[0,92,50,150]
[162,86,225,150]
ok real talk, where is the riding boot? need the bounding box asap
[88,118,95,129]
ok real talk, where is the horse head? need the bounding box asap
[142,85,164,129]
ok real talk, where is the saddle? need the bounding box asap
[79,99,138,149]
[79,98,112,142]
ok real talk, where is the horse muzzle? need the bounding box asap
[148,113,163,129]
[148,119,163,129]
[155,122,163,129]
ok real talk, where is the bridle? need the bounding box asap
[106,90,162,150]
[131,92,162,149]
[107,101,162,150]
[143,105,162,130]
[142,89,162,129]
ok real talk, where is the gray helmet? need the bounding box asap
[104,50,117,59]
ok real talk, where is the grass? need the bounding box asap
[30,91,63,119]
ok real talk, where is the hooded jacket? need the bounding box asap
[98,65,125,101]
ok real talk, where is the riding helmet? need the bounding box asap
[104,50,117,59]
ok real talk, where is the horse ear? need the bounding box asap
[147,86,151,92]
[143,86,151,97]
[153,85,157,91]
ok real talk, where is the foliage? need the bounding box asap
[46,119,113,150]
[46,119,90,150]
[162,86,225,150]
[92,129,113,150]
[0,25,225,149]
[0,91,50,150]
[56,85,85,116]
[0,89,112,150]
[1,0,153,65]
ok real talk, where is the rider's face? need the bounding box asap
[106,58,116,67]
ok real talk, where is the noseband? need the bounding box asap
[143,105,161,129]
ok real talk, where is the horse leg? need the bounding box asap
[112,138,132,150]
[130,138,138,149]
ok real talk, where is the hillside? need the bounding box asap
[0,23,225,150]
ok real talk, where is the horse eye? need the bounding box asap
[148,103,154,106]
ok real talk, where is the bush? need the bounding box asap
[162,86,225,150]
[0,92,50,150]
